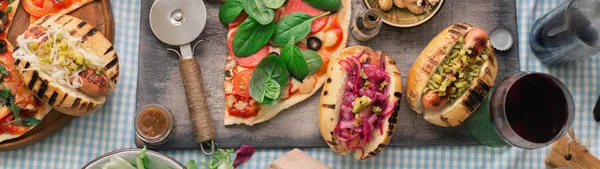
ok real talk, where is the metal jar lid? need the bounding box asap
[489,28,513,51]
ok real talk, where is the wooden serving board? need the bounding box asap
[136,0,520,149]
[0,0,114,152]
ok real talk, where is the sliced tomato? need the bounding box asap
[310,16,329,35]
[232,70,252,98]
[51,0,73,8]
[0,115,29,134]
[227,94,259,118]
[23,0,63,17]
[228,12,248,30]
[227,30,268,68]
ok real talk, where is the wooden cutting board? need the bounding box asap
[136,0,520,149]
[0,0,114,152]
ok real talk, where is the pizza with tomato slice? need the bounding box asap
[23,0,95,23]
[0,0,20,33]
[0,41,52,143]
[222,0,351,126]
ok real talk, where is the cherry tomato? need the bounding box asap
[0,115,28,134]
[232,70,252,98]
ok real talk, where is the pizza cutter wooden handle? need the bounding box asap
[545,137,600,169]
[179,57,215,143]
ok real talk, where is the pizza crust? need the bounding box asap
[223,0,352,126]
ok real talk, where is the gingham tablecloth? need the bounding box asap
[2,0,599,168]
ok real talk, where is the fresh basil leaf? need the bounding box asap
[219,0,244,25]
[263,78,281,99]
[271,12,330,46]
[233,17,274,57]
[249,55,289,104]
[301,50,323,75]
[0,66,7,76]
[242,0,275,25]
[263,0,285,9]
[281,37,309,81]
[303,0,341,11]
[20,116,42,126]
[10,98,21,121]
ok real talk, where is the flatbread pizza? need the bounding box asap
[221,0,351,126]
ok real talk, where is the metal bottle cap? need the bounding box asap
[489,28,513,51]
[149,0,207,46]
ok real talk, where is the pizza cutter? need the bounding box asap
[149,0,215,154]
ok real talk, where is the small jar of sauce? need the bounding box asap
[134,104,174,145]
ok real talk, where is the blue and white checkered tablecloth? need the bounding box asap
[2,0,599,168]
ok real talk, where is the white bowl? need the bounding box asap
[82,148,185,169]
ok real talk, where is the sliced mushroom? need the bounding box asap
[224,58,237,80]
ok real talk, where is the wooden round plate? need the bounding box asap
[363,0,445,28]
[0,0,114,152]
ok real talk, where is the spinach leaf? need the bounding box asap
[20,116,42,126]
[263,0,285,9]
[0,66,7,76]
[249,55,289,104]
[233,17,274,57]
[242,0,275,25]
[281,37,309,81]
[301,50,323,75]
[303,0,341,11]
[263,79,281,99]
[271,11,330,46]
[219,0,244,25]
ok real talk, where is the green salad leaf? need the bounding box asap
[249,55,289,104]
[185,160,198,169]
[200,149,235,169]
[242,0,275,25]
[271,12,330,46]
[219,0,244,25]
[301,50,323,75]
[303,0,341,11]
[136,147,149,169]
[233,17,274,57]
[281,37,309,81]
[264,0,285,9]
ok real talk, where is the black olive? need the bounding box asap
[269,51,280,57]
[0,12,7,25]
[0,40,7,54]
[0,23,5,34]
[307,37,322,51]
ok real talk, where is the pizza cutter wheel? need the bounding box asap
[149,0,215,155]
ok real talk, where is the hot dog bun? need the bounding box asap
[13,14,119,116]
[319,46,402,160]
[406,22,497,127]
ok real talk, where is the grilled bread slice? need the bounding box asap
[13,14,119,116]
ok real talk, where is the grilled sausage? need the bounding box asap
[464,28,488,57]
[78,68,108,97]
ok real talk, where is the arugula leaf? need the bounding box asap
[303,0,341,11]
[219,0,244,25]
[301,50,323,75]
[242,0,275,25]
[249,55,289,104]
[281,37,309,81]
[271,11,330,46]
[0,66,7,76]
[263,78,281,100]
[200,149,235,169]
[263,0,285,9]
[1,87,9,99]
[136,147,149,169]
[185,160,198,169]
[9,98,20,121]
[232,17,274,57]
[20,116,42,126]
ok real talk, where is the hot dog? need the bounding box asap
[78,68,109,97]
[319,46,402,160]
[406,23,498,127]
